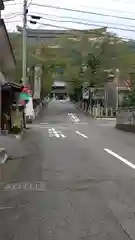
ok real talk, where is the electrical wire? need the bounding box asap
[3,13,22,19]
[4,11,135,33]
[5,10,135,31]
[27,0,33,7]
[4,19,135,41]
[27,22,135,41]
[31,3,135,21]
[4,2,23,6]
[5,10,135,30]
[4,20,22,23]
[27,20,135,38]
[2,12,22,17]
[28,14,135,33]
[30,19,135,33]
[79,4,135,15]
[29,12,135,29]
[5,14,135,34]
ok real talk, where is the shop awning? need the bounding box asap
[2,81,21,92]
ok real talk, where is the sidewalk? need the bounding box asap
[0,129,34,186]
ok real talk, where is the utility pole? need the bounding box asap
[22,0,28,129]
[22,0,27,84]
[116,68,120,110]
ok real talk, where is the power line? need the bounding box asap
[5,10,135,30]
[31,19,135,33]
[79,4,135,15]
[3,13,22,19]
[4,2,23,6]
[5,14,135,33]
[27,20,135,38]
[5,19,135,41]
[27,0,33,7]
[119,0,135,4]
[31,3,135,21]
[2,12,22,17]
[4,20,22,23]
[28,21,74,30]
[4,12,135,33]
[27,15,135,33]
[4,1,135,15]
[29,12,135,29]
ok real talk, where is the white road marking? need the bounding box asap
[68,113,80,123]
[104,148,135,169]
[48,128,66,138]
[76,122,88,125]
[61,134,66,138]
[76,131,88,139]
[52,128,60,138]
[0,206,13,210]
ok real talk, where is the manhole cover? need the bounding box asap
[4,182,45,191]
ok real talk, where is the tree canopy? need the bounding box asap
[9,28,135,99]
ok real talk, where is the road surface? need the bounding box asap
[1,99,135,239]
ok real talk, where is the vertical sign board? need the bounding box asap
[33,65,42,100]
[82,82,89,100]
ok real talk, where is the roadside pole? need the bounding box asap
[22,0,27,128]
[22,0,27,84]
[116,68,120,110]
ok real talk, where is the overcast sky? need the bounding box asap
[2,0,135,40]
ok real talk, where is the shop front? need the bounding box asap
[1,82,23,133]
[0,18,16,133]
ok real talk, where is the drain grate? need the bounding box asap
[4,182,45,191]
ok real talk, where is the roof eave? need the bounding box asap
[0,0,4,10]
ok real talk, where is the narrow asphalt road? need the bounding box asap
[1,99,135,239]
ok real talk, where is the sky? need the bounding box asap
[2,0,135,40]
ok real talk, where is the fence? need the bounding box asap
[90,106,115,118]
[82,103,115,118]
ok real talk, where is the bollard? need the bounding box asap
[110,108,113,117]
[0,148,8,181]
[105,108,108,117]
[101,107,103,118]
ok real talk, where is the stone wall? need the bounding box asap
[116,107,135,132]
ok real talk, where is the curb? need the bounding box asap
[94,118,116,121]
